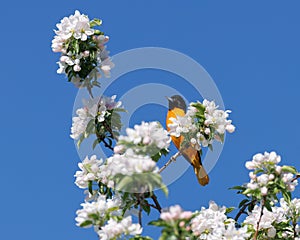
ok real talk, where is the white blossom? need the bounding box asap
[103,151,158,177]
[245,151,281,170]
[244,206,276,230]
[279,198,300,220]
[74,155,103,189]
[54,10,94,42]
[160,205,193,221]
[97,216,142,240]
[70,95,122,140]
[70,108,91,140]
[52,11,114,84]
[116,121,171,155]
[75,194,122,228]
[168,99,234,151]
[191,201,249,239]
[244,152,298,197]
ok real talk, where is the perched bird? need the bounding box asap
[166,95,209,186]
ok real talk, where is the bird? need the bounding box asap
[166,95,209,186]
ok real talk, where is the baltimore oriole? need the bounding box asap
[166,95,209,186]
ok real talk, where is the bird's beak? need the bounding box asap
[165,96,173,102]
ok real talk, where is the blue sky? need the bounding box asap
[1,1,300,239]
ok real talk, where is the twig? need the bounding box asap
[151,194,162,213]
[253,198,266,240]
[292,174,300,182]
[138,204,142,226]
[158,151,181,174]
[102,138,114,151]
[234,199,257,222]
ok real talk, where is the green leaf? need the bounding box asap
[281,165,297,175]
[88,213,99,221]
[74,41,80,54]
[77,134,85,148]
[282,190,291,203]
[114,107,127,113]
[116,176,134,191]
[88,181,93,195]
[242,188,252,195]
[92,139,100,149]
[148,219,169,227]
[94,30,104,35]
[79,220,93,227]
[208,144,213,151]
[129,236,153,240]
[142,203,151,215]
[238,199,249,208]
[86,119,95,134]
[160,183,169,196]
[90,18,102,27]
[229,185,246,191]
[265,200,272,211]
[225,207,235,214]
[219,134,225,143]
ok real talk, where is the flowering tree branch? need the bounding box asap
[53,10,300,240]
[158,151,181,174]
[253,197,266,240]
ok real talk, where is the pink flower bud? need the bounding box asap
[60,55,69,62]
[261,186,268,196]
[179,221,185,228]
[143,136,151,145]
[73,64,81,72]
[114,145,124,154]
[83,50,90,57]
[204,128,210,135]
[226,124,235,133]
[269,174,275,180]
[276,166,282,174]
[160,212,172,221]
[245,161,256,170]
[249,172,256,180]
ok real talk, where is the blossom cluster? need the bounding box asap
[114,121,171,160]
[76,194,142,239]
[190,201,249,239]
[160,205,193,222]
[168,99,235,151]
[74,155,104,189]
[244,198,300,238]
[151,202,250,239]
[97,216,142,240]
[244,151,298,199]
[104,150,158,177]
[75,194,122,228]
[52,10,113,89]
[70,95,123,148]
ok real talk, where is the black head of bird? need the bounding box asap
[166,95,187,111]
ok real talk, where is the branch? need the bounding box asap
[158,151,181,174]
[138,204,142,226]
[151,194,162,213]
[234,199,257,222]
[253,198,266,240]
[292,174,300,182]
[102,138,114,151]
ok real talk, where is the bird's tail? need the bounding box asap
[181,147,210,186]
[194,164,209,186]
